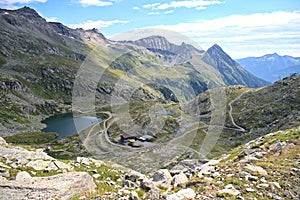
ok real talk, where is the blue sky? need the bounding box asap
[1,0,300,58]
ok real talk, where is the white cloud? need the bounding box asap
[148,11,160,15]
[68,19,128,30]
[149,11,300,58]
[143,3,161,9]
[132,6,140,10]
[75,0,112,7]
[0,0,46,3]
[0,0,46,8]
[164,10,174,14]
[45,17,59,22]
[143,0,222,10]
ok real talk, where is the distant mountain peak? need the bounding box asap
[15,6,41,18]
[264,53,279,57]
[86,28,106,40]
[210,43,222,49]
[134,35,171,50]
[206,43,231,61]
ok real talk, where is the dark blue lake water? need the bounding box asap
[41,113,101,140]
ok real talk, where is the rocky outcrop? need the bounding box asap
[0,126,299,199]
[185,127,300,199]
[0,171,95,200]
[0,80,23,91]
[0,138,96,199]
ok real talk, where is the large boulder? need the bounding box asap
[171,172,188,187]
[0,172,96,200]
[151,169,172,183]
[15,171,31,182]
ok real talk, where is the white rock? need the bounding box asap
[171,172,188,187]
[0,137,7,146]
[204,177,213,181]
[76,157,91,166]
[260,177,267,183]
[245,164,268,176]
[15,171,31,182]
[92,174,101,179]
[0,172,96,200]
[26,160,52,171]
[246,175,258,181]
[226,173,234,177]
[246,188,255,192]
[53,161,71,171]
[257,183,269,189]
[212,172,220,178]
[198,165,215,177]
[166,188,196,200]
[218,184,241,196]
[271,182,281,189]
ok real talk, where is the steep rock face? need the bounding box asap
[202,44,270,88]
[134,36,176,52]
[133,37,269,88]
[132,36,205,65]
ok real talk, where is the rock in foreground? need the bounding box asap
[0,171,96,200]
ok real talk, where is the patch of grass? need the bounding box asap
[216,192,232,198]
[224,178,244,186]
[157,184,168,192]
[136,189,146,198]
[4,131,57,144]
[94,181,118,195]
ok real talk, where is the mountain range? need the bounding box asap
[0,6,299,199]
[237,53,300,82]
[0,6,268,135]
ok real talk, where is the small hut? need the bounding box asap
[120,134,138,141]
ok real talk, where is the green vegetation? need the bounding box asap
[4,131,57,144]
[46,134,91,160]
[224,178,244,186]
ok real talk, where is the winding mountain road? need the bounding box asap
[228,90,250,132]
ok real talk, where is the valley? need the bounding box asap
[0,6,299,200]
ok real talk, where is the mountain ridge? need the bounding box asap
[237,53,300,82]
[202,44,270,88]
[0,6,269,136]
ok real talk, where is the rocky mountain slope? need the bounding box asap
[237,53,300,82]
[203,44,269,87]
[183,74,300,158]
[0,6,269,136]
[0,126,299,199]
